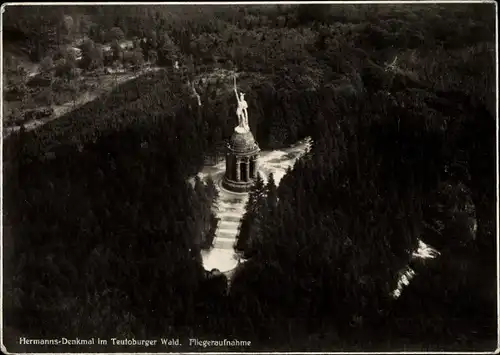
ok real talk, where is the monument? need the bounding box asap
[221,75,260,193]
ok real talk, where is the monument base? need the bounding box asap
[221,176,254,193]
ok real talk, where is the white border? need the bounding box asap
[0,1,498,354]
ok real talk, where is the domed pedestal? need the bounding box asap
[222,126,260,193]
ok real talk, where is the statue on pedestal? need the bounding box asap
[234,75,249,131]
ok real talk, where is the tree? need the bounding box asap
[79,16,92,42]
[40,57,54,75]
[107,27,125,43]
[111,40,124,61]
[68,78,80,108]
[5,66,28,99]
[157,32,181,65]
[80,40,104,71]
[205,176,219,201]
[63,15,74,36]
[148,49,158,66]
[55,54,78,83]
[130,49,145,71]
[266,173,278,214]
[6,107,23,126]
[3,54,18,72]
[148,30,158,49]
[110,60,121,88]
[235,173,266,258]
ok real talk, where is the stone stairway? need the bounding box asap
[202,189,248,273]
[212,197,247,250]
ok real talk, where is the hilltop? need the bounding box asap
[2,3,497,352]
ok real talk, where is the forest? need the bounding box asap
[2,3,497,352]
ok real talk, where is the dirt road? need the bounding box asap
[3,66,162,139]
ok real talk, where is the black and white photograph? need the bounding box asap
[1,1,498,353]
